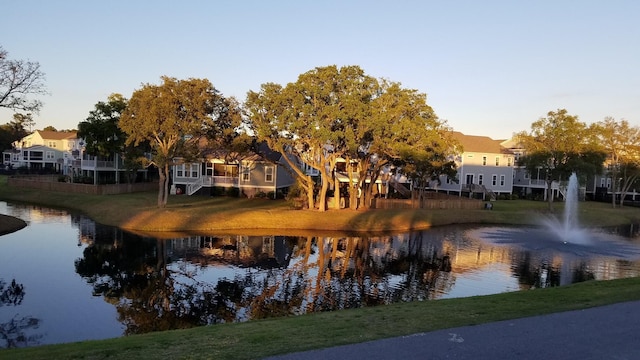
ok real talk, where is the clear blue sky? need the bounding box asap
[2,0,639,139]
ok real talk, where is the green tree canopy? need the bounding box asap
[78,93,127,158]
[119,76,238,207]
[517,109,605,210]
[0,113,33,151]
[594,117,640,207]
[246,65,457,211]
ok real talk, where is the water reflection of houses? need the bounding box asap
[165,235,292,269]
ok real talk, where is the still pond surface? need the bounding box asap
[1,201,640,348]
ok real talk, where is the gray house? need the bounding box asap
[172,143,296,198]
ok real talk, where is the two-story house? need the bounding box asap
[3,130,79,175]
[432,132,515,200]
[3,130,149,184]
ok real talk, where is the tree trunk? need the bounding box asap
[611,169,618,208]
[157,167,167,208]
[332,172,341,209]
[546,179,554,212]
[154,163,171,208]
[317,173,329,211]
[305,175,315,210]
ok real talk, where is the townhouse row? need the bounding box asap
[2,130,623,201]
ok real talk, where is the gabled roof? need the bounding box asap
[195,138,282,163]
[34,130,77,141]
[452,132,511,154]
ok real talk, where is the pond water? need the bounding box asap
[1,201,640,348]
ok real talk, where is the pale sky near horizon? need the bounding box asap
[2,0,639,140]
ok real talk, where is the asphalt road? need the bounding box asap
[265,300,640,360]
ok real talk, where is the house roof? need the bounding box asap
[35,130,77,140]
[196,138,282,163]
[452,132,512,154]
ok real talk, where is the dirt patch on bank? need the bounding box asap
[0,214,27,235]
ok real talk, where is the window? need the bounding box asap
[606,178,611,189]
[507,157,512,167]
[48,141,56,148]
[46,151,55,159]
[600,178,606,187]
[242,169,250,182]
[265,166,274,182]
[495,157,500,166]
[492,175,497,186]
[206,162,213,176]
[500,175,505,186]
[478,174,484,185]
[176,163,198,178]
[482,156,487,166]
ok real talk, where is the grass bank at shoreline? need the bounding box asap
[1,176,639,234]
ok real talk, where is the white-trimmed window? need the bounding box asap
[48,141,57,148]
[507,157,512,167]
[46,151,55,159]
[495,157,500,166]
[492,175,497,186]
[242,169,250,182]
[176,163,199,178]
[265,166,274,182]
[500,175,505,186]
[478,174,484,185]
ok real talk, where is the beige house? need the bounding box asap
[3,130,79,174]
[432,132,516,199]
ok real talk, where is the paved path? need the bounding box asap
[265,300,640,360]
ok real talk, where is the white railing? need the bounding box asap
[185,176,239,195]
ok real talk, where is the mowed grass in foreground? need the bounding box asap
[2,277,640,360]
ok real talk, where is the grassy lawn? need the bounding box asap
[1,176,639,234]
[2,277,639,360]
[1,176,640,359]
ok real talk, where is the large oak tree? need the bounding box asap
[246,65,456,211]
[120,77,239,207]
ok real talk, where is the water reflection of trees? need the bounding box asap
[0,278,42,348]
[74,222,457,335]
[510,252,597,288]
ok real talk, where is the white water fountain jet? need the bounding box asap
[544,172,584,244]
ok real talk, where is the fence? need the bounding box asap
[372,192,484,210]
[7,176,157,195]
